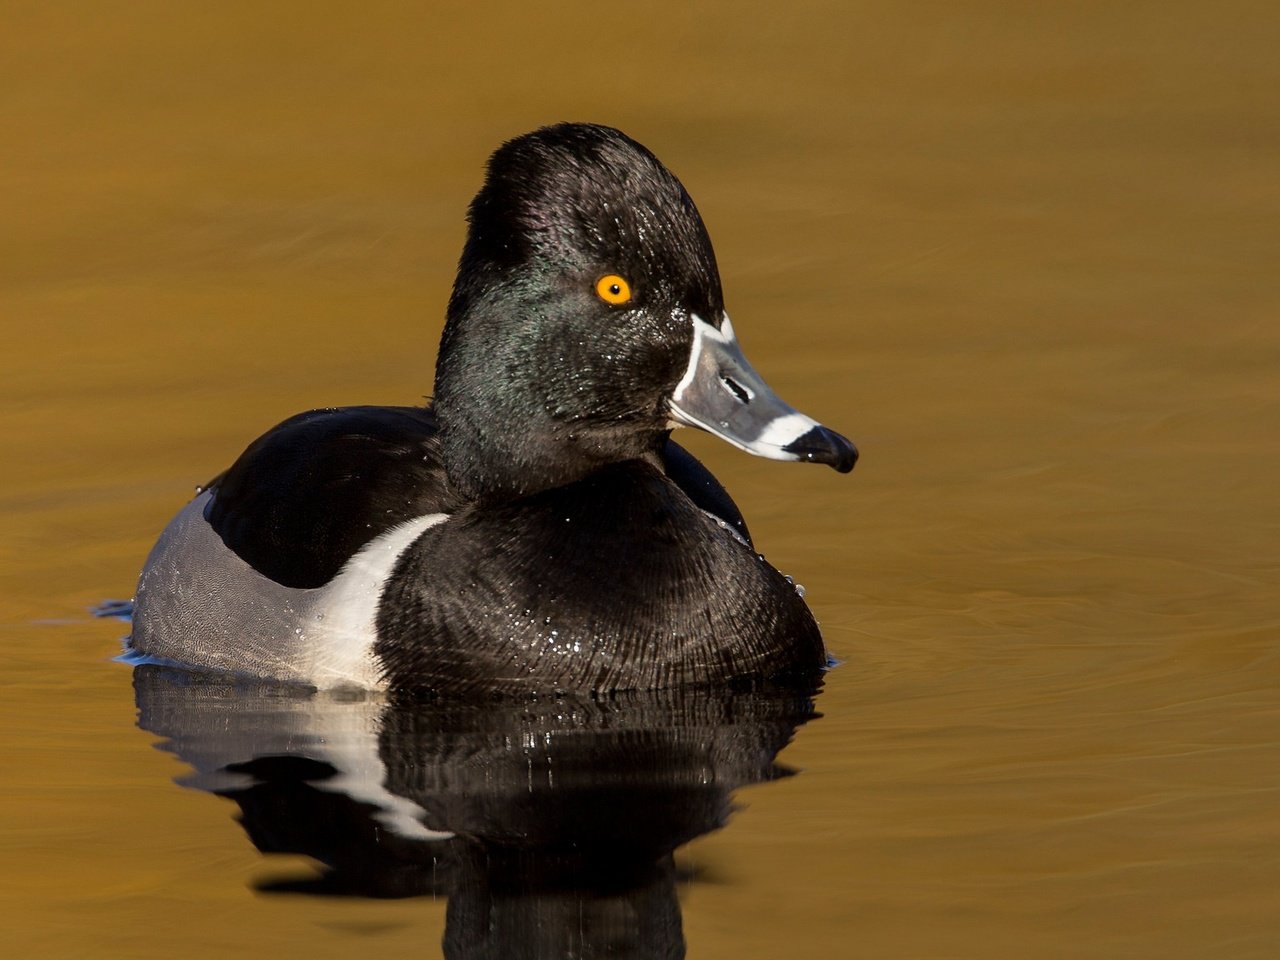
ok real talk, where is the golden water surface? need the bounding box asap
[3,2,1277,957]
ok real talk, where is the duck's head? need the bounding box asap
[434,123,856,501]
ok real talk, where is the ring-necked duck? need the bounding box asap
[130,123,856,693]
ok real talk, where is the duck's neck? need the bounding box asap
[434,340,666,504]
[434,399,665,504]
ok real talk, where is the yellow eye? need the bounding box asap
[594,274,632,305]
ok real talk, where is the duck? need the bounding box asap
[129,123,857,694]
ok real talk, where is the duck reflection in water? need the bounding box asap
[133,664,821,959]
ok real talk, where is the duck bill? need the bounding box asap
[669,314,857,473]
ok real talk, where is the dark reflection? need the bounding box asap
[133,666,821,959]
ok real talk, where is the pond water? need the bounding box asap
[2,3,1278,958]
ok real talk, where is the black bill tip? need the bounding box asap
[782,425,859,473]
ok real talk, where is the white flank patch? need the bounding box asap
[130,490,448,689]
[309,512,447,686]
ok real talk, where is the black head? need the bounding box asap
[452,124,724,327]
[434,123,855,502]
